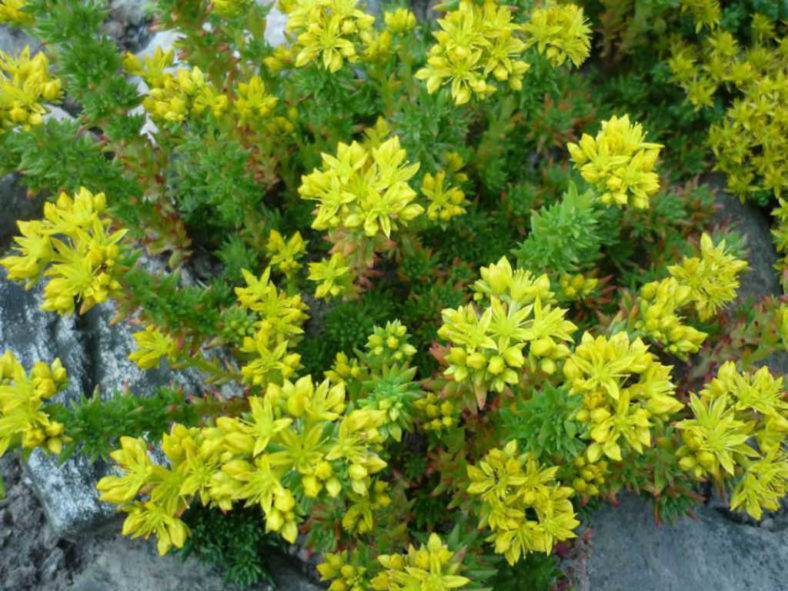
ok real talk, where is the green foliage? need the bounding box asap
[512,183,605,274]
[499,384,585,463]
[47,388,200,462]
[179,504,282,588]
[487,551,563,591]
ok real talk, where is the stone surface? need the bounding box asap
[0,24,39,55]
[587,179,788,590]
[0,271,206,537]
[0,174,46,248]
[710,175,788,375]
[81,301,203,401]
[588,495,788,591]
[713,188,781,300]
[0,456,78,591]
[0,454,320,590]
[110,0,149,26]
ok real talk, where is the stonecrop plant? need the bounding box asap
[2,0,788,588]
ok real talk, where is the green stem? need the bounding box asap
[175,352,243,385]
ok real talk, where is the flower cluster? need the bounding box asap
[414,391,459,432]
[1,187,126,315]
[266,230,306,278]
[317,551,369,591]
[212,0,254,17]
[558,273,598,301]
[371,534,470,590]
[668,14,788,199]
[126,48,228,123]
[383,7,416,35]
[235,75,278,127]
[667,233,747,321]
[567,115,662,209]
[0,0,32,25]
[632,233,746,356]
[467,441,579,565]
[318,534,469,591]
[283,0,375,73]
[636,277,707,359]
[439,258,575,400]
[421,171,468,223]
[362,320,416,368]
[308,253,353,300]
[235,268,308,387]
[676,363,788,519]
[0,351,68,456]
[0,46,61,131]
[522,3,592,68]
[415,0,530,105]
[566,455,608,498]
[299,136,422,239]
[564,332,683,462]
[98,375,388,552]
[129,326,180,370]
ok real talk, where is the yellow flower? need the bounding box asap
[371,533,470,589]
[299,137,422,238]
[422,171,467,222]
[564,332,682,461]
[235,267,309,342]
[286,0,375,73]
[318,552,369,591]
[467,441,578,565]
[0,0,32,25]
[97,437,154,503]
[129,326,179,370]
[0,351,68,457]
[143,66,228,123]
[415,0,529,105]
[676,394,756,480]
[568,115,662,209]
[731,450,788,520]
[121,501,189,555]
[668,233,747,320]
[124,45,174,87]
[239,327,301,387]
[308,253,353,300]
[1,188,126,315]
[384,8,417,34]
[0,46,61,130]
[636,277,708,358]
[266,230,306,277]
[235,75,278,125]
[522,3,591,67]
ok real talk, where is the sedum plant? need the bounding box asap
[1,0,788,588]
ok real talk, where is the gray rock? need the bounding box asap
[588,495,788,591]
[712,186,780,300]
[0,174,46,248]
[81,301,203,401]
[0,24,39,56]
[0,270,89,400]
[0,268,206,538]
[0,271,114,537]
[0,455,77,591]
[710,174,788,375]
[70,536,232,591]
[268,554,323,591]
[110,0,149,25]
